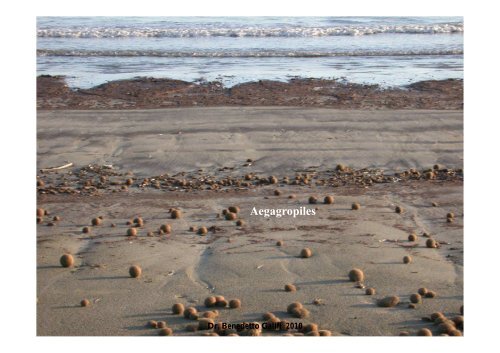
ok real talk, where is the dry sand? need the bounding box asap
[37,108,463,336]
[38,108,463,176]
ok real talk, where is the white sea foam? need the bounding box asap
[37,23,463,38]
[37,49,463,58]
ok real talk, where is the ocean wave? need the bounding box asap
[37,49,463,58]
[37,23,463,38]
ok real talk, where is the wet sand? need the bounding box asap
[37,107,463,336]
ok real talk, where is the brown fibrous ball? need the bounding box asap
[91,217,102,226]
[365,288,376,295]
[262,312,276,320]
[276,240,284,246]
[204,296,217,307]
[198,226,208,236]
[284,284,297,292]
[80,299,90,307]
[274,189,281,196]
[60,254,74,268]
[286,302,303,314]
[426,239,438,248]
[352,202,361,210]
[291,307,310,318]
[430,312,445,321]
[157,321,167,328]
[301,323,319,333]
[418,287,429,296]
[229,299,241,309]
[202,311,217,319]
[324,196,334,204]
[319,330,332,336]
[228,206,240,214]
[225,212,237,221]
[127,228,137,237]
[300,248,312,258]
[183,307,198,319]
[37,208,45,217]
[82,226,91,234]
[308,196,318,204]
[403,255,412,264]
[447,212,455,219]
[129,265,142,278]
[236,219,245,226]
[198,318,215,331]
[437,322,456,335]
[395,206,403,214]
[408,233,418,242]
[158,328,173,336]
[160,224,172,234]
[410,293,422,304]
[376,296,400,308]
[425,291,437,298]
[148,320,158,328]
[417,328,433,336]
[172,303,185,315]
[348,268,365,282]
[216,299,228,308]
[171,209,182,219]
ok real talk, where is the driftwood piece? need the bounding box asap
[40,162,73,172]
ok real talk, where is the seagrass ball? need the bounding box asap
[426,239,438,248]
[348,268,364,282]
[410,293,422,304]
[376,296,400,307]
[172,303,185,315]
[60,254,74,268]
[324,196,334,204]
[160,224,172,234]
[158,328,173,336]
[300,248,312,258]
[417,328,432,336]
[287,302,303,314]
[171,209,182,219]
[129,265,142,278]
[229,299,241,309]
[91,217,102,226]
[204,296,216,307]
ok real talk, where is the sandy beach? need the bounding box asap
[37,107,463,336]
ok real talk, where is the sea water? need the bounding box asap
[37,16,463,89]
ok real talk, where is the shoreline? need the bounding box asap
[37,75,463,110]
